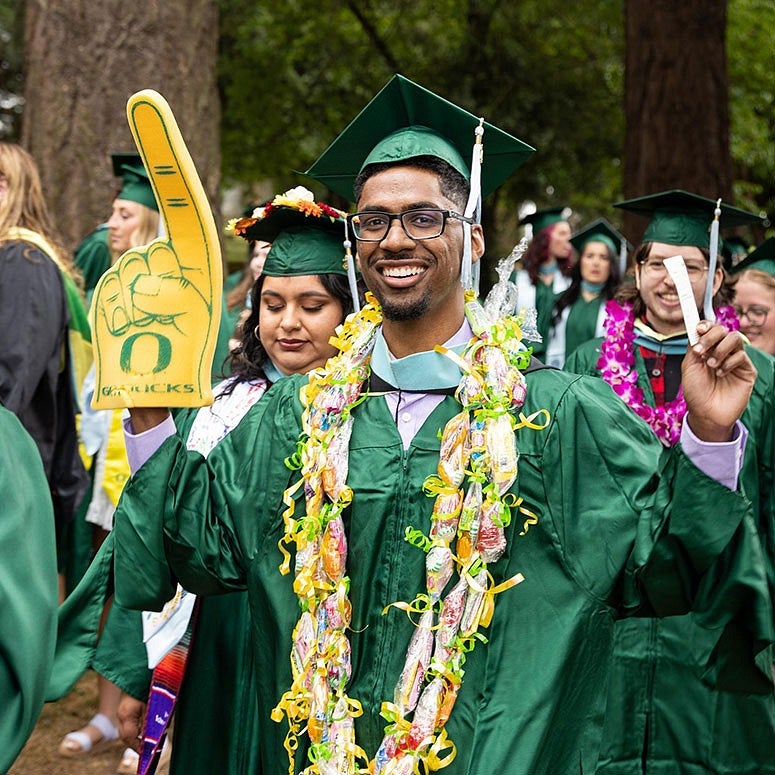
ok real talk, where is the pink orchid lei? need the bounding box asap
[597,300,739,447]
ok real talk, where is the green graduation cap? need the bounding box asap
[569,218,628,256]
[231,189,349,277]
[305,74,535,201]
[730,237,775,277]
[263,229,347,278]
[613,189,763,249]
[111,152,159,212]
[520,206,569,235]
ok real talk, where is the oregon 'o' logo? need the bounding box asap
[120,333,172,374]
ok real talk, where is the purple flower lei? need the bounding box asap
[597,300,739,446]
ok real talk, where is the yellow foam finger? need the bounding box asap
[129,92,220,305]
[90,90,222,409]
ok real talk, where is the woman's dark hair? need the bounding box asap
[615,242,733,318]
[521,223,574,285]
[219,272,364,393]
[551,242,622,327]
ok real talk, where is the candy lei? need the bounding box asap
[597,300,739,447]
[273,291,549,775]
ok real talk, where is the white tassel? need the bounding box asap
[619,237,628,277]
[703,198,721,322]
[343,218,361,313]
[461,119,484,292]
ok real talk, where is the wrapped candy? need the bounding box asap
[393,610,434,712]
[467,417,486,462]
[456,372,487,407]
[321,515,347,583]
[437,411,469,487]
[307,671,330,744]
[310,373,362,417]
[485,414,518,494]
[457,481,482,565]
[317,697,356,775]
[407,676,444,750]
[320,586,352,632]
[322,416,353,501]
[477,345,510,396]
[303,456,325,516]
[511,371,527,407]
[477,497,507,564]
[460,569,488,636]
[429,515,458,542]
[426,545,454,603]
[431,489,462,524]
[434,576,467,660]
[290,611,316,682]
[294,533,320,577]
[437,678,459,728]
[458,481,482,534]
[373,732,399,774]
[324,631,352,689]
[293,535,326,604]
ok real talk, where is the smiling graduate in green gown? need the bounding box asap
[100,83,772,775]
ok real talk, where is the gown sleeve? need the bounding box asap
[113,378,302,610]
[538,372,772,692]
[0,408,58,771]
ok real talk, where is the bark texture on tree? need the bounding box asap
[623,0,730,242]
[21,0,220,252]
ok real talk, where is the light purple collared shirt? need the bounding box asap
[124,324,747,491]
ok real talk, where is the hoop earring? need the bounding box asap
[253,324,260,341]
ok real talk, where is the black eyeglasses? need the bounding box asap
[734,305,770,326]
[349,209,474,242]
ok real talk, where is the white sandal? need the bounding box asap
[58,712,119,757]
[116,746,140,774]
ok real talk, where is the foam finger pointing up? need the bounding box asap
[126,90,221,308]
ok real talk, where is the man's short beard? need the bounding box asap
[378,291,431,321]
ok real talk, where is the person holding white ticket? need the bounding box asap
[565,189,775,775]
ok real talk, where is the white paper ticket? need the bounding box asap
[663,255,701,345]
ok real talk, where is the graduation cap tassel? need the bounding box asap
[619,237,628,277]
[703,198,722,321]
[461,119,485,292]
[343,218,361,313]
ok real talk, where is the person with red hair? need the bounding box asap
[512,206,574,359]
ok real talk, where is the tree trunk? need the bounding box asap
[623,0,730,242]
[21,0,221,253]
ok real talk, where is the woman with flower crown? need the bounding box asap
[50,186,363,775]
[565,190,775,775]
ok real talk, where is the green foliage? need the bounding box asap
[217,0,626,249]
[0,0,24,139]
[728,0,775,221]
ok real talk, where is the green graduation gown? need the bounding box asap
[0,407,58,772]
[74,225,111,298]
[546,295,605,369]
[49,399,262,775]
[565,339,775,774]
[564,296,604,361]
[111,363,771,775]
